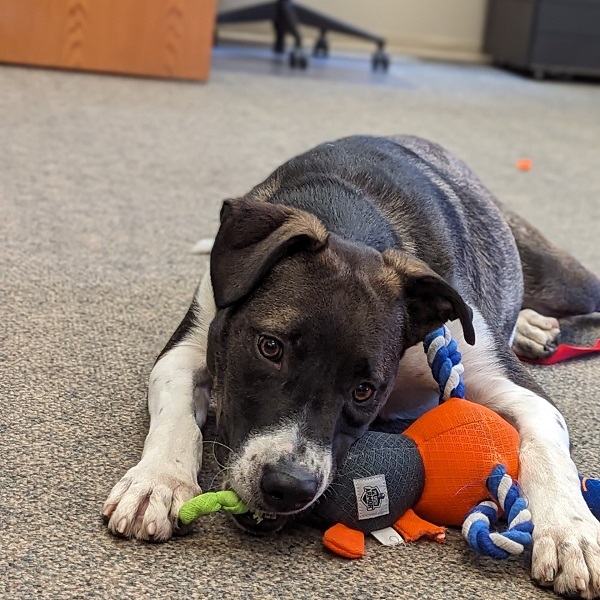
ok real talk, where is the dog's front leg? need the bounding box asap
[102,343,205,541]
[103,273,215,541]
[458,319,600,599]
[496,387,600,598]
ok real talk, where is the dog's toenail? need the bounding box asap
[117,518,128,534]
[102,504,115,518]
[544,568,555,582]
[147,522,156,536]
[576,578,587,591]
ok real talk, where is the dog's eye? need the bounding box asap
[257,335,283,362]
[353,383,375,402]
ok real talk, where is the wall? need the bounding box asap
[217,0,490,61]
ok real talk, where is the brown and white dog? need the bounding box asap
[103,135,600,598]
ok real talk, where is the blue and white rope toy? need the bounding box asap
[423,326,465,401]
[423,326,534,559]
[463,465,534,558]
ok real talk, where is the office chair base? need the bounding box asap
[217,0,388,71]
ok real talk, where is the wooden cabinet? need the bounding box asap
[0,0,216,81]
[484,0,600,79]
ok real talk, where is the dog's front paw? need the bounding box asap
[531,508,600,599]
[102,462,201,541]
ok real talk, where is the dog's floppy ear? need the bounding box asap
[382,249,475,346]
[210,197,329,308]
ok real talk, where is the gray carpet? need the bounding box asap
[2,47,600,600]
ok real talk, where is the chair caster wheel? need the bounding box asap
[313,33,329,58]
[289,49,308,69]
[372,50,390,72]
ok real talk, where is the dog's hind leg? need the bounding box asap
[503,207,600,359]
[504,207,600,317]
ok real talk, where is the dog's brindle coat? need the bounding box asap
[103,136,600,598]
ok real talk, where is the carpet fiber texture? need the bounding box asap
[1,48,599,599]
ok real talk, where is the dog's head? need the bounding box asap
[207,197,474,531]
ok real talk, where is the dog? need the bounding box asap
[103,135,600,598]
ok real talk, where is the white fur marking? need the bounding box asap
[230,419,332,514]
[191,236,215,255]
[103,270,216,541]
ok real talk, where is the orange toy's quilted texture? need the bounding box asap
[403,398,520,526]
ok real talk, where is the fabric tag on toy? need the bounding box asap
[371,527,405,546]
[353,474,390,520]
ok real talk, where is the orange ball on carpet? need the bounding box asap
[516,158,533,171]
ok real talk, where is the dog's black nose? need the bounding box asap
[260,463,319,512]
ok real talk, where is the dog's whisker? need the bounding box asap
[203,439,235,453]
[213,456,229,471]
[206,469,229,492]
[202,440,234,471]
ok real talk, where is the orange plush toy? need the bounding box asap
[401,396,519,528]
[307,326,532,559]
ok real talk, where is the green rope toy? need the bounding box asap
[179,490,247,526]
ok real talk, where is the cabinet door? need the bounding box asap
[484,0,537,67]
[0,0,216,81]
[531,0,600,72]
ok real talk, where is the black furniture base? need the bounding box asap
[485,0,600,80]
[217,0,389,71]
